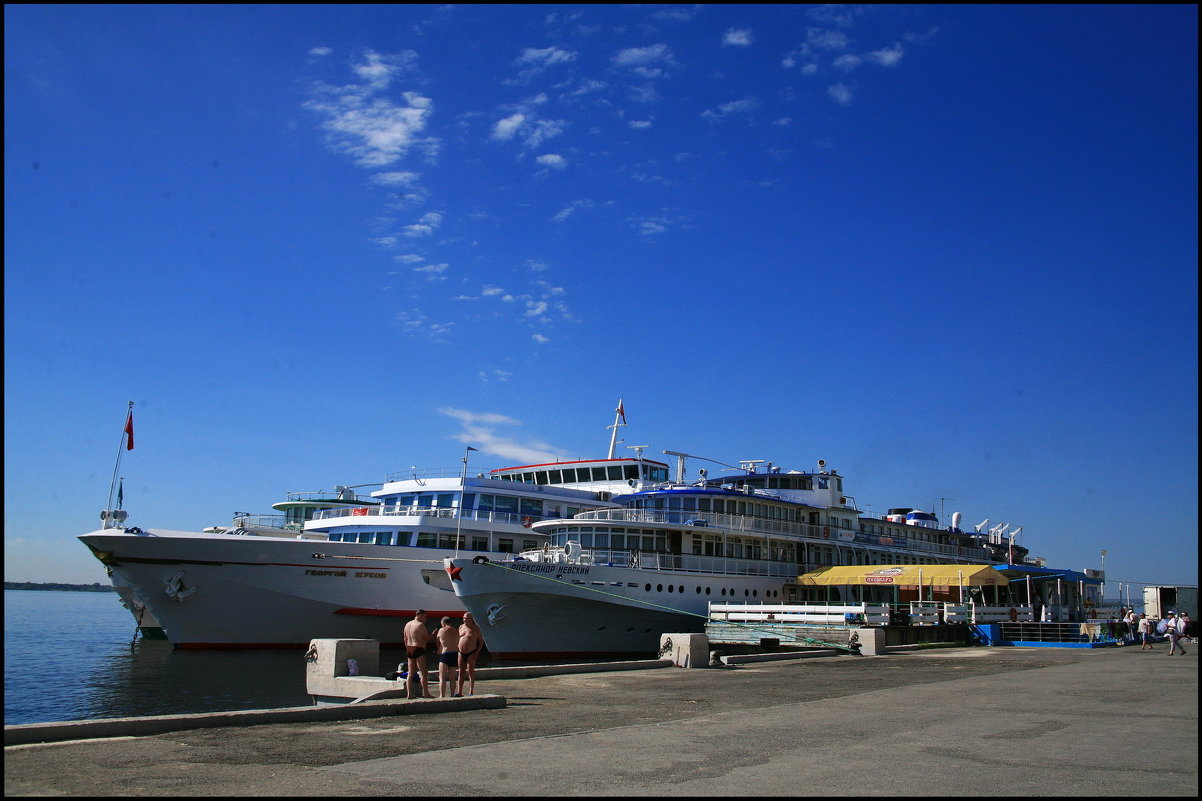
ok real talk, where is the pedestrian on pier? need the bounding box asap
[1138,613,1154,650]
[403,610,435,698]
[1164,612,1187,656]
[435,616,460,698]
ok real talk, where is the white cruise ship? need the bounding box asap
[444,456,1029,659]
[79,409,670,648]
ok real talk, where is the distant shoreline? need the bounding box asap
[4,582,116,593]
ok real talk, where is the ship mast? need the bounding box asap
[606,398,626,459]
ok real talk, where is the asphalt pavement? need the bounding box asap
[5,644,1197,796]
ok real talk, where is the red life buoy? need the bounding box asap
[823,527,830,539]
[1008,607,1018,621]
[522,516,533,528]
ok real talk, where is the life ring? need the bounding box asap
[472,555,490,565]
[522,516,534,528]
[1008,607,1018,621]
[823,527,830,539]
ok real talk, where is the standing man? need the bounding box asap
[403,610,435,698]
[435,616,460,698]
[457,612,484,697]
[1138,613,1154,650]
[1123,608,1139,643]
[1165,612,1188,656]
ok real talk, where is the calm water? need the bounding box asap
[3,590,327,725]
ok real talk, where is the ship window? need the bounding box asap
[418,494,434,509]
[471,537,488,551]
[745,478,765,488]
[667,585,674,593]
[668,497,682,510]
[560,468,577,483]
[328,532,343,542]
[610,534,625,549]
[416,532,435,547]
[497,539,514,553]
[592,467,607,481]
[520,499,541,516]
[375,532,392,545]
[535,471,549,485]
[594,532,608,548]
[657,584,663,592]
[817,477,829,489]
[358,533,373,543]
[477,495,494,511]
[523,540,536,551]
[579,533,593,547]
[605,466,620,480]
[494,496,519,514]
[698,498,711,512]
[624,465,640,480]
[521,472,534,484]
[547,470,562,484]
[460,493,475,510]
[705,587,711,595]
[682,498,696,511]
[437,493,454,507]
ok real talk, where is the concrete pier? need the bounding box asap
[5,646,1196,797]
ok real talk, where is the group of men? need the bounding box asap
[401,610,484,698]
[1125,608,1191,655]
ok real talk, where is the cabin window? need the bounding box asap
[460,493,475,510]
[624,465,640,480]
[471,536,488,551]
[610,533,626,549]
[522,472,535,484]
[535,471,549,485]
[817,477,829,489]
[375,532,392,546]
[523,540,537,551]
[594,531,609,548]
[497,538,514,553]
[547,470,561,484]
[438,534,465,549]
[416,532,435,547]
[592,467,607,481]
[437,493,454,508]
[520,499,541,516]
[418,494,434,509]
[607,466,622,480]
[682,498,696,511]
[493,496,519,514]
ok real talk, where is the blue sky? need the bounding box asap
[5,4,1197,598]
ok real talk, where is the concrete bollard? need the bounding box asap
[852,627,886,656]
[659,633,710,668]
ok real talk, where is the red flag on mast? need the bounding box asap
[617,399,626,424]
[124,410,134,451]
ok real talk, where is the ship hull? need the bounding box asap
[80,529,468,647]
[448,558,789,658]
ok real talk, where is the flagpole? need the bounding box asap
[455,446,477,558]
[103,401,135,529]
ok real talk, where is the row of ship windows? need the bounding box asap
[325,531,538,552]
[494,464,671,485]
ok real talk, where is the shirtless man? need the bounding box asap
[402,610,434,699]
[457,612,484,696]
[435,617,460,698]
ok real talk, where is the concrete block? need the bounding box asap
[660,633,710,668]
[849,627,885,656]
[305,639,381,699]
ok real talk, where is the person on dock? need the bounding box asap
[403,610,435,698]
[457,611,483,696]
[1138,613,1154,650]
[1123,608,1138,643]
[1164,612,1187,656]
[435,616,460,698]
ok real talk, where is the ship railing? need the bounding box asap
[569,509,990,561]
[283,490,379,503]
[997,620,1120,644]
[310,506,545,528]
[230,514,292,531]
[382,467,469,483]
[566,549,796,578]
[710,602,892,626]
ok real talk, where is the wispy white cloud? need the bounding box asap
[402,211,443,237]
[304,50,437,169]
[536,153,567,169]
[532,333,550,344]
[827,83,854,105]
[438,407,566,463]
[701,96,759,122]
[552,198,594,223]
[723,28,754,47]
[612,44,676,78]
[866,43,904,67]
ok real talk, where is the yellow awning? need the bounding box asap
[798,564,1008,587]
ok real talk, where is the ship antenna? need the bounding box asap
[606,398,627,459]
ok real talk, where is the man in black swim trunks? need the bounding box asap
[457,611,483,696]
[435,616,460,698]
[403,610,434,699]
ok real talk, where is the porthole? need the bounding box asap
[744,589,749,597]
[667,585,674,593]
[753,590,758,597]
[657,584,663,592]
[679,586,685,593]
[696,586,702,594]
[720,588,726,596]
[645,583,651,591]
[705,587,711,595]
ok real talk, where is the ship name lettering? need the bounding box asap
[355,571,387,579]
[305,569,348,577]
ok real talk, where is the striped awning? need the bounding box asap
[798,564,1009,586]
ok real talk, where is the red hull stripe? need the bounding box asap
[333,608,465,618]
